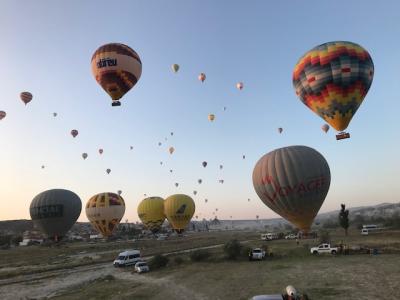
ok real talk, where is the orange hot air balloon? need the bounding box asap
[198,73,206,82]
[0,111,6,120]
[252,145,331,232]
[91,43,142,106]
[20,92,33,105]
[71,129,78,138]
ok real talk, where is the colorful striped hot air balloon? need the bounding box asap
[293,41,374,138]
[91,43,142,106]
[137,197,165,233]
[85,192,125,237]
[20,92,33,105]
[252,145,331,232]
[164,194,195,233]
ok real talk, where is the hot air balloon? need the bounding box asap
[160,161,163,165]
[202,161,207,168]
[278,127,283,134]
[172,64,180,73]
[169,147,175,155]
[242,155,246,159]
[41,165,45,169]
[198,73,206,82]
[82,153,88,160]
[106,168,111,174]
[137,197,165,233]
[53,112,57,117]
[117,190,122,195]
[130,146,133,150]
[175,183,179,187]
[164,194,195,234]
[99,149,103,155]
[219,179,224,184]
[30,189,82,241]
[322,124,330,133]
[170,132,174,136]
[219,165,223,170]
[169,169,173,173]
[236,82,243,90]
[198,179,202,184]
[158,142,162,146]
[193,191,197,195]
[0,111,6,120]
[91,43,142,106]
[223,106,227,111]
[248,198,250,202]
[85,192,125,237]
[208,114,215,122]
[293,41,374,140]
[252,145,331,232]
[20,92,32,105]
[71,129,78,138]
[205,199,208,203]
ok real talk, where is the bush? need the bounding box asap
[174,256,184,265]
[148,254,169,269]
[190,250,211,262]
[223,239,242,260]
[318,230,331,244]
[241,246,252,258]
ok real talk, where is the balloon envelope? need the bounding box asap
[164,194,195,233]
[198,73,206,82]
[293,41,374,132]
[20,92,33,105]
[322,124,330,133]
[0,111,6,120]
[82,153,88,160]
[208,114,215,122]
[172,64,179,73]
[169,147,175,154]
[85,192,125,237]
[91,43,142,105]
[252,145,331,231]
[71,130,78,138]
[137,197,165,233]
[236,82,243,90]
[106,168,111,174]
[202,161,207,168]
[30,189,82,239]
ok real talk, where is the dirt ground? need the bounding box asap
[0,229,399,300]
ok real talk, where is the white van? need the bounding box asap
[113,250,141,267]
[261,233,278,241]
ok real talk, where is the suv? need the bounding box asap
[310,244,338,255]
[249,248,266,261]
[113,250,141,267]
[135,261,150,273]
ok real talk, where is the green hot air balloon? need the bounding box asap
[30,189,82,241]
[252,146,331,232]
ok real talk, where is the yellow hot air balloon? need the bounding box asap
[85,192,125,237]
[208,114,215,122]
[164,194,195,233]
[137,197,165,233]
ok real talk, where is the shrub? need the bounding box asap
[148,254,169,269]
[223,239,242,260]
[241,246,252,258]
[318,230,331,244]
[174,256,184,265]
[190,249,211,262]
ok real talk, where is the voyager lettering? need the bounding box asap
[31,205,63,219]
[96,58,117,68]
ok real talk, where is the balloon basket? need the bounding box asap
[112,101,121,107]
[336,132,350,140]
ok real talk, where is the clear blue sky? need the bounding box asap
[0,0,399,222]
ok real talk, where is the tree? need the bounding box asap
[223,239,242,260]
[338,204,349,236]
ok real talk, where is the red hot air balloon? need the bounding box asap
[71,130,78,138]
[198,73,206,82]
[91,43,142,107]
[20,92,33,105]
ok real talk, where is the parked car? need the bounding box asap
[285,233,298,240]
[134,261,150,273]
[113,250,141,267]
[249,248,266,261]
[310,243,338,255]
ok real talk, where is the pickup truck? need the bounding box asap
[310,243,338,255]
[249,248,266,261]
